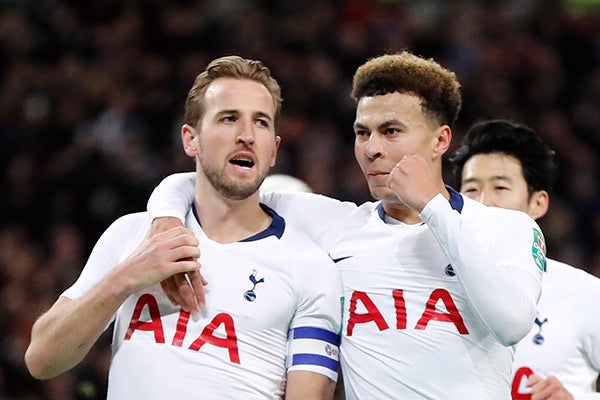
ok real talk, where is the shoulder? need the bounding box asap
[106,212,152,233]
[546,258,600,289]
[461,195,538,228]
[278,223,338,275]
[264,192,359,215]
[99,212,152,248]
[280,223,334,261]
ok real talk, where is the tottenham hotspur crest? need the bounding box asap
[533,314,548,345]
[244,269,265,302]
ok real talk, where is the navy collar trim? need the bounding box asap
[191,203,285,241]
[376,185,464,221]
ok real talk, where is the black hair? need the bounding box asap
[450,119,556,194]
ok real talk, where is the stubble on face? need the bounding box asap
[201,160,266,201]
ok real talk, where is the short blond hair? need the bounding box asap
[184,55,282,127]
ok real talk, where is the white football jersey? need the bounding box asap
[62,206,343,400]
[261,189,544,400]
[511,259,600,400]
[147,173,545,400]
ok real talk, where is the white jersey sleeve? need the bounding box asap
[61,212,149,303]
[260,191,361,252]
[147,172,361,252]
[285,236,344,381]
[147,172,196,222]
[420,193,544,345]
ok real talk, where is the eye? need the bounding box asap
[256,118,270,128]
[461,185,479,197]
[221,115,237,123]
[495,186,509,191]
[383,127,400,135]
[355,129,369,137]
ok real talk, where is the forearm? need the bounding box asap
[421,195,541,345]
[147,172,196,222]
[25,268,131,379]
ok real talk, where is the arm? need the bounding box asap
[389,155,542,345]
[147,172,196,221]
[25,223,200,379]
[283,241,343,400]
[147,173,357,312]
[420,194,542,345]
[147,173,206,311]
[148,173,360,249]
[286,371,335,400]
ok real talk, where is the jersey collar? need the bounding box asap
[191,203,285,241]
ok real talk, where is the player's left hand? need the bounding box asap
[388,154,439,212]
[527,374,574,400]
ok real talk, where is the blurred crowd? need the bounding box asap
[0,0,598,398]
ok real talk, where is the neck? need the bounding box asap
[383,181,449,224]
[194,183,271,244]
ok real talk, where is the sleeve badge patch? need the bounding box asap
[531,227,547,272]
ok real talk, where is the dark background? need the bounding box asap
[0,0,598,398]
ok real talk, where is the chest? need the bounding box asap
[115,241,298,350]
[331,224,474,335]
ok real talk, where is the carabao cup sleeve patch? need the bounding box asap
[531,227,546,272]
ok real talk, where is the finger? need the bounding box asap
[530,385,552,400]
[164,272,196,312]
[146,221,186,242]
[527,374,543,387]
[188,270,207,308]
[165,228,199,248]
[170,246,200,263]
[175,273,199,314]
[529,377,552,400]
[151,217,185,235]
[161,277,182,307]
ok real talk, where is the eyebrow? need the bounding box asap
[462,175,513,184]
[216,109,274,122]
[354,119,406,131]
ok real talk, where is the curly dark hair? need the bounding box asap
[351,51,462,126]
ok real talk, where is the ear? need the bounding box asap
[181,124,198,157]
[528,190,550,219]
[432,125,452,159]
[269,135,281,167]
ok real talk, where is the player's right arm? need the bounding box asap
[25,218,200,380]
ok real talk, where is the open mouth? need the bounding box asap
[230,158,255,168]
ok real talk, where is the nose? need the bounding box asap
[236,119,255,145]
[478,190,495,207]
[364,133,383,160]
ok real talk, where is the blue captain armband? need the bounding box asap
[286,327,340,381]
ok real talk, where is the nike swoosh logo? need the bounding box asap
[329,255,353,263]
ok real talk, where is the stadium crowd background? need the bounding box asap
[0,0,598,398]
